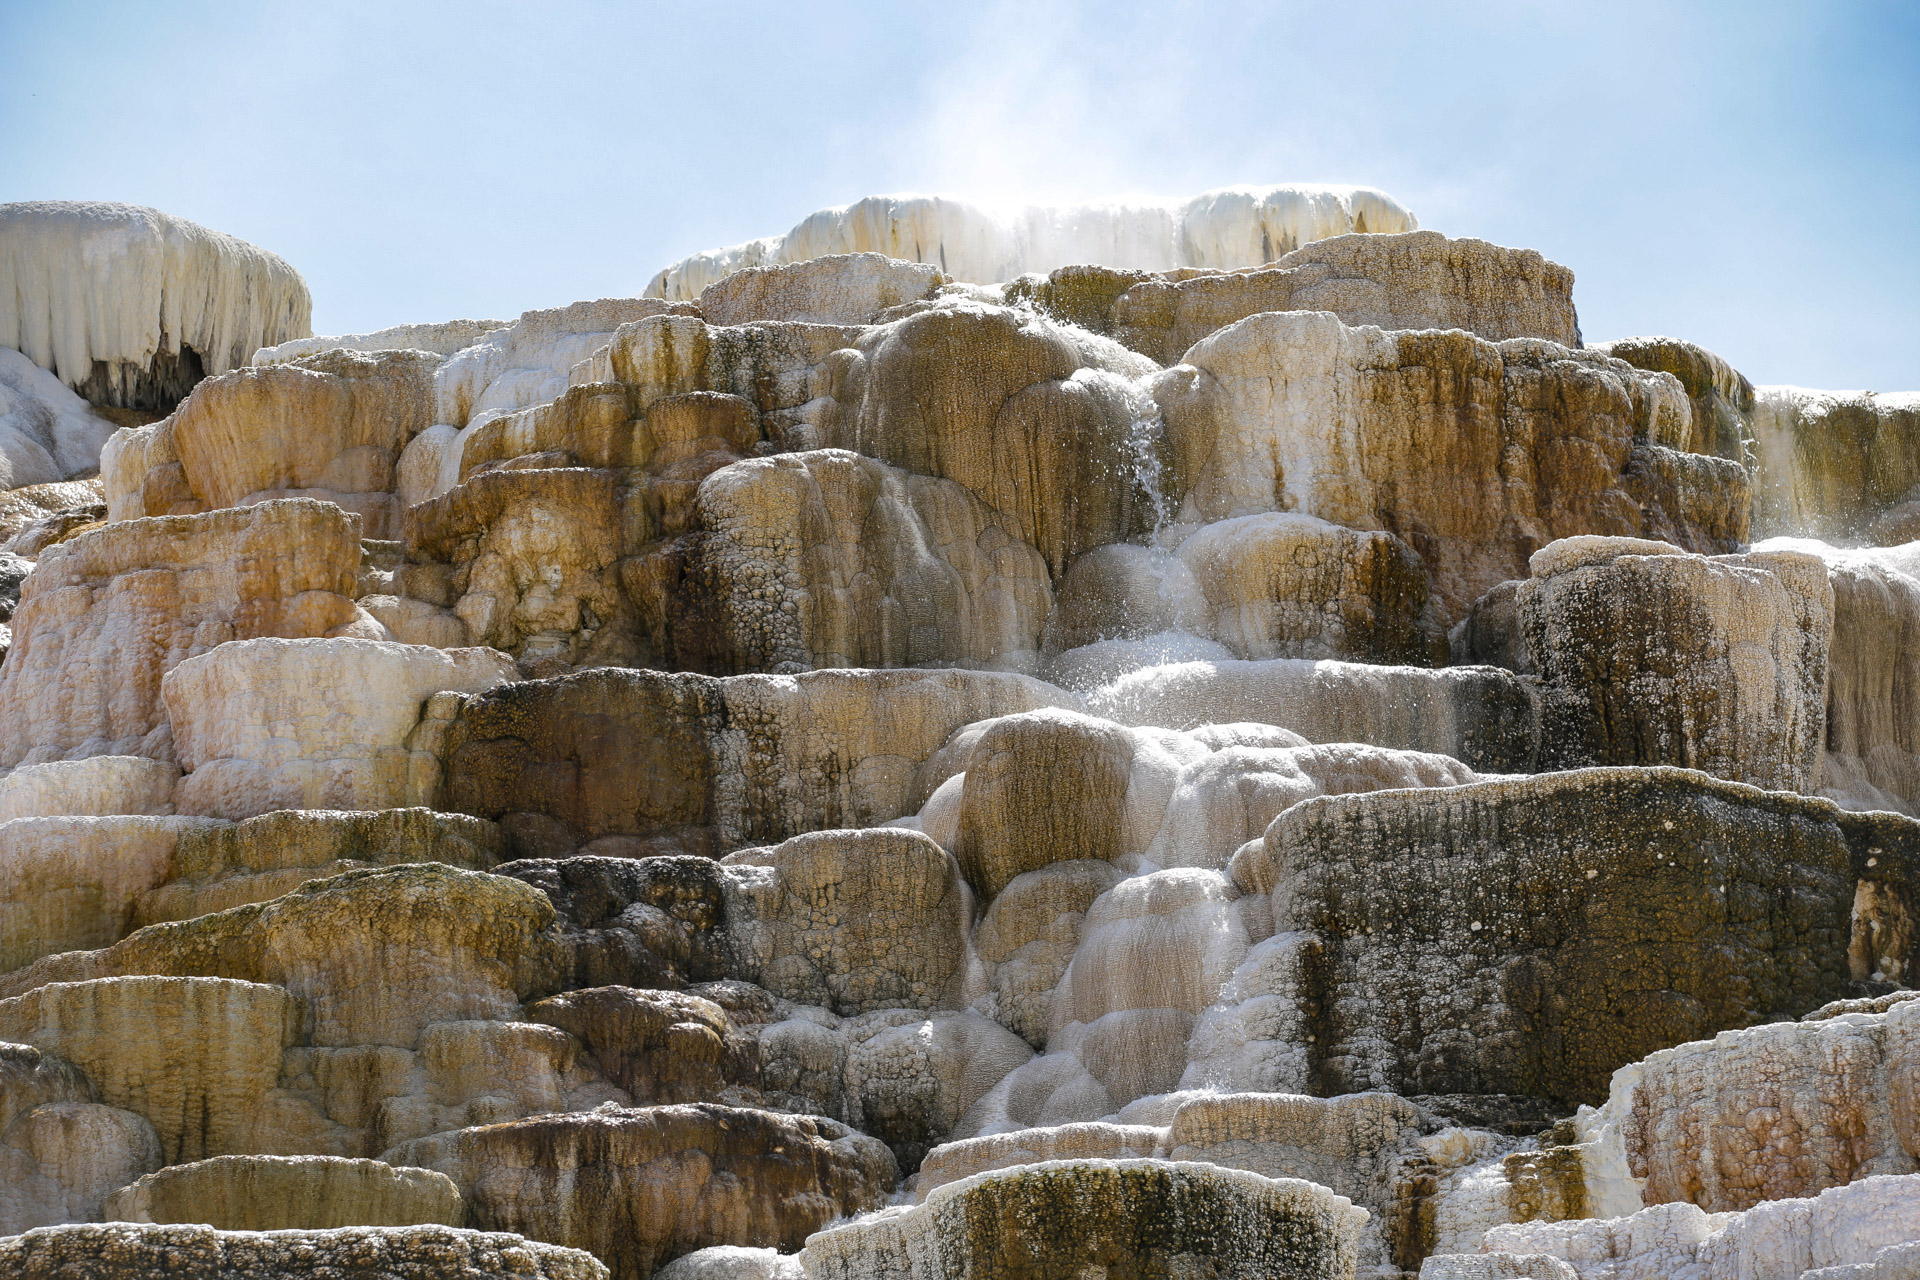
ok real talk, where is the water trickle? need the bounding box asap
[1127,411,1171,545]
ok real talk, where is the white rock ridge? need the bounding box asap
[0,201,311,410]
[646,184,1418,299]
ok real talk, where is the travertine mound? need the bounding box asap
[1620,996,1919,1212]
[1751,387,1920,542]
[255,317,508,365]
[1151,310,1742,625]
[0,976,297,1162]
[1176,511,1439,663]
[1598,336,1756,465]
[0,201,311,411]
[103,1154,464,1229]
[0,1041,163,1235]
[0,1222,609,1278]
[0,815,215,971]
[0,808,504,975]
[7,197,1920,1279]
[386,1103,896,1280]
[133,806,505,926]
[916,1091,1433,1271]
[162,637,516,819]
[0,499,365,768]
[0,756,178,823]
[0,864,559,1045]
[1748,537,1920,814]
[648,184,1418,299]
[1085,657,1538,772]
[1045,230,1578,364]
[1212,768,1856,1105]
[0,478,107,548]
[437,666,1075,854]
[1520,540,1832,791]
[526,987,760,1106]
[801,1158,1366,1280]
[814,301,1157,579]
[1476,1174,1920,1280]
[102,347,439,537]
[698,254,943,326]
[719,828,969,1014]
[685,449,1053,674]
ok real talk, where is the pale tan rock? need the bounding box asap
[916,1121,1164,1197]
[1598,336,1756,465]
[103,1154,464,1229]
[0,756,178,823]
[648,184,1418,299]
[0,976,298,1162]
[1617,998,1919,1212]
[1175,511,1438,663]
[0,1221,610,1278]
[1520,539,1832,792]
[719,828,968,1015]
[0,815,219,972]
[801,1158,1366,1280]
[1051,868,1248,1035]
[682,449,1052,674]
[1141,740,1483,871]
[1108,230,1579,364]
[920,1091,1429,1270]
[0,1040,94,1130]
[655,1247,804,1280]
[1753,539,1920,815]
[952,709,1136,897]
[275,1012,628,1159]
[1421,1254,1580,1280]
[133,806,505,928]
[1,1100,162,1234]
[820,301,1161,577]
[699,254,941,326]
[1150,311,1737,624]
[527,987,760,1107]
[972,860,1121,1047]
[1483,1174,1920,1280]
[403,388,766,669]
[437,296,698,432]
[0,499,363,769]
[404,467,635,667]
[161,637,516,820]
[0,1041,161,1233]
[0,864,559,1048]
[833,1010,1035,1170]
[253,317,508,365]
[100,349,438,537]
[385,1103,897,1280]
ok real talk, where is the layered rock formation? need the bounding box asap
[2,190,1917,1279]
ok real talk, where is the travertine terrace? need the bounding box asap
[0,188,1915,1279]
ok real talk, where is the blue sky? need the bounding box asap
[3,1,1915,388]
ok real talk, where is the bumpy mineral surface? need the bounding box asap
[0,189,1915,1279]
